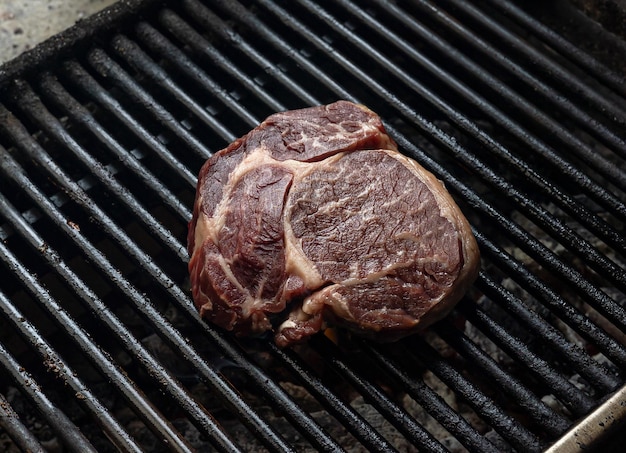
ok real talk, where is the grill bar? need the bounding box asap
[432,322,571,435]
[134,21,260,127]
[482,0,626,97]
[167,0,620,444]
[70,50,346,453]
[87,48,213,161]
[0,353,86,453]
[473,233,624,386]
[173,0,349,105]
[1,0,625,451]
[266,344,398,453]
[309,337,451,453]
[0,273,138,452]
[363,0,626,195]
[0,104,189,305]
[39,74,190,221]
[11,82,187,263]
[111,34,237,144]
[178,314,343,451]
[177,2,320,110]
[118,0,620,442]
[0,392,44,453]
[443,0,626,126]
[0,195,194,453]
[61,59,197,188]
[404,336,544,452]
[458,284,595,415]
[391,130,626,382]
[0,178,241,451]
[158,7,303,112]
[366,342,504,452]
[237,0,626,276]
[45,46,345,452]
[403,0,626,161]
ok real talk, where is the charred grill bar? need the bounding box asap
[0,0,625,451]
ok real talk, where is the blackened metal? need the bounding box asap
[133,21,260,127]
[1,87,329,451]
[178,314,344,452]
[0,392,47,453]
[176,1,318,109]
[86,47,213,161]
[228,0,625,392]
[0,188,240,451]
[366,342,507,452]
[39,72,191,221]
[0,285,139,452]
[61,59,197,188]
[0,194,193,453]
[405,335,545,452]
[394,0,626,163]
[158,7,292,113]
[309,336,451,453]
[432,322,572,436]
[482,0,626,97]
[473,229,626,377]
[0,104,187,304]
[391,125,626,340]
[236,0,626,351]
[244,0,626,291]
[0,0,165,91]
[267,343,397,453]
[360,0,626,189]
[458,281,596,416]
[10,81,187,262]
[178,0,351,102]
[443,0,626,126]
[286,0,626,269]
[0,341,98,453]
[110,34,236,143]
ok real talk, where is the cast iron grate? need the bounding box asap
[0,0,625,451]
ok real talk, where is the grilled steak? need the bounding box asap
[187,101,480,347]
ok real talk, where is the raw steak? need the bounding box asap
[187,101,479,347]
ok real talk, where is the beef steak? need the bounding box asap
[187,101,479,347]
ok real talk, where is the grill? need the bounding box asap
[1,0,625,451]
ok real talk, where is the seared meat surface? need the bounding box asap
[188,101,479,347]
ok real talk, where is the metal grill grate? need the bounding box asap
[1,0,625,451]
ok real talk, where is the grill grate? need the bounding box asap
[1,0,625,451]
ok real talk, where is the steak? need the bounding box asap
[187,101,480,347]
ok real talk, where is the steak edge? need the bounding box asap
[187,101,480,347]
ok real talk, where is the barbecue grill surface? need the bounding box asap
[1,0,625,452]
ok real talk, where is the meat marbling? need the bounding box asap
[187,101,479,347]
